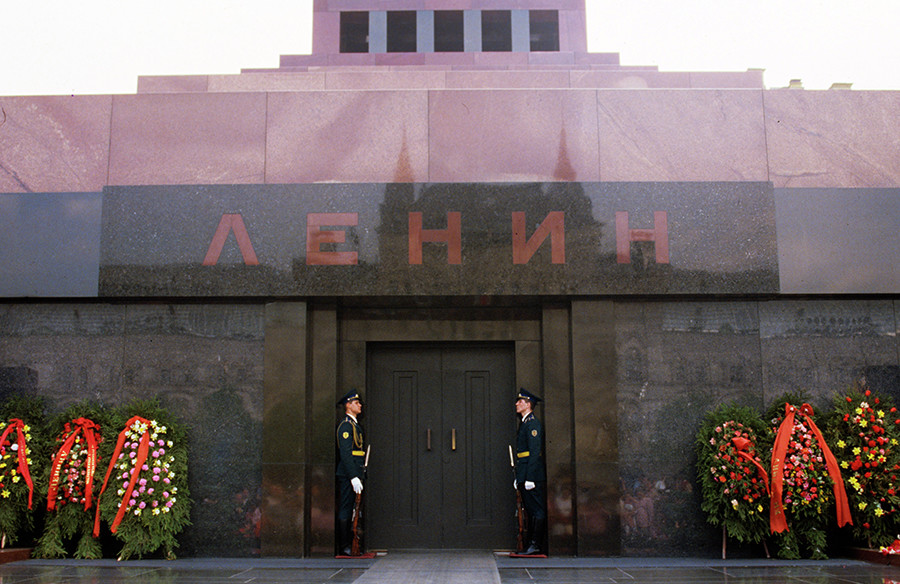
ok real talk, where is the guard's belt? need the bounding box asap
[352,450,366,456]
[517,451,530,458]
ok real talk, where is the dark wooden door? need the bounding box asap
[366,343,517,549]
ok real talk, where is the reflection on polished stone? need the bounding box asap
[0,303,265,557]
[776,188,900,294]
[97,182,778,297]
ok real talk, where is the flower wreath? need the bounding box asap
[825,389,900,548]
[767,399,851,559]
[695,404,770,555]
[94,402,190,560]
[34,407,110,560]
[0,396,45,549]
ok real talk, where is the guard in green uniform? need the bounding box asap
[335,390,365,556]
[514,388,547,555]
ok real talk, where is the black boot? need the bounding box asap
[338,518,353,556]
[523,518,546,555]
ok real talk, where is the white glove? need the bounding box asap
[351,477,363,494]
[525,481,535,490]
[513,480,518,490]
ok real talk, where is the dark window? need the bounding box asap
[434,10,464,52]
[529,10,559,52]
[481,10,511,52]
[340,12,369,53]
[387,11,417,52]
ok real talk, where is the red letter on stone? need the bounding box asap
[615,211,669,264]
[202,213,259,266]
[512,211,565,264]
[307,213,359,265]
[408,212,462,265]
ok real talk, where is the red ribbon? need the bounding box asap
[48,417,100,512]
[0,418,34,509]
[93,416,151,536]
[769,403,852,533]
[731,436,771,496]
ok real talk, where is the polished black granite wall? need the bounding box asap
[96,182,778,296]
[5,185,899,297]
[0,303,265,557]
[612,298,900,556]
[2,298,897,557]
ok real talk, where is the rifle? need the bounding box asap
[350,445,370,556]
[509,445,525,553]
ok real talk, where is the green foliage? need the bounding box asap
[766,392,834,559]
[96,399,191,560]
[695,403,770,546]
[32,401,115,559]
[822,388,900,548]
[0,395,46,546]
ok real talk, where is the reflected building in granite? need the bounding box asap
[1,0,899,558]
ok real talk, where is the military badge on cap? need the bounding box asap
[337,390,362,406]
[516,388,543,404]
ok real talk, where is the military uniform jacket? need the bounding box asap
[515,412,546,483]
[336,415,365,479]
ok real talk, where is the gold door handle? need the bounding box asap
[451,428,457,451]
[427,428,432,451]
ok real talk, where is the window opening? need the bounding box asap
[340,12,369,53]
[434,10,464,52]
[387,11,418,53]
[529,10,559,52]
[481,10,512,52]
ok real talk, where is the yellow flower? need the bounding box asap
[860,419,868,427]
[859,501,868,510]
[878,410,885,418]
[11,476,19,483]
[855,408,863,415]
[875,507,885,517]
[0,490,8,498]
[757,504,764,512]
[853,447,862,455]
[841,461,849,469]
[837,440,846,448]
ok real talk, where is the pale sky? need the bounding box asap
[2,0,898,96]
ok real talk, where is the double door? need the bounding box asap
[366,343,516,549]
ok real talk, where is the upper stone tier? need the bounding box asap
[137,0,765,92]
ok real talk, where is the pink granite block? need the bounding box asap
[137,75,209,94]
[445,70,570,88]
[0,95,111,193]
[689,71,764,89]
[765,90,900,187]
[570,70,691,89]
[423,0,474,8]
[329,53,379,66]
[312,12,339,55]
[424,54,478,68]
[473,52,529,67]
[266,91,429,183]
[108,92,267,185]
[325,70,445,89]
[527,52,576,66]
[208,73,327,92]
[559,9,587,53]
[575,52,621,66]
[280,53,332,68]
[428,89,600,182]
[597,89,768,181]
[374,53,428,66]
